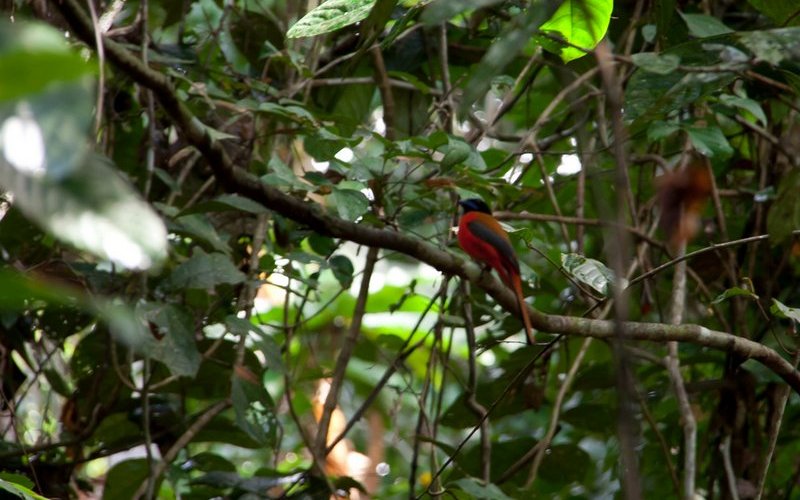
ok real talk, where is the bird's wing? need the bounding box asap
[466,218,520,274]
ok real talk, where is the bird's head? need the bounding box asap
[458,198,492,214]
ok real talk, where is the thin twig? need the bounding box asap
[720,434,740,500]
[371,46,396,141]
[664,241,697,499]
[313,247,379,460]
[461,280,491,482]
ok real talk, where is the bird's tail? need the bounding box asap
[511,274,534,344]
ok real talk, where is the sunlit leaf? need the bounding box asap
[287,0,376,38]
[539,0,613,62]
[561,253,618,296]
[771,298,800,324]
[0,25,166,270]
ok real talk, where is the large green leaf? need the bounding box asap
[0,23,95,102]
[0,477,48,500]
[538,0,614,62]
[102,459,154,500]
[561,253,618,296]
[287,0,376,38]
[0,23,167,270]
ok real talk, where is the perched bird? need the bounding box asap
[457,198,534,344]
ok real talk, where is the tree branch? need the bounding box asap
[53,0,800,396]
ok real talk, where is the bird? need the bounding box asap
[457,198,534,344]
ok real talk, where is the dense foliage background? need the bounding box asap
[1,0,800,498]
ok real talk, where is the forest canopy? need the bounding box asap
[1,0,800,498]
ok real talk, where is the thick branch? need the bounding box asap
[53,0,800,395]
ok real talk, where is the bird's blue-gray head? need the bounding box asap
[458,198,492,214]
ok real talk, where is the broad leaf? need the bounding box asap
[287,0,376,38]
[332,187,370,221]
[771,298,800,325]
[539,0,614,62]
[680,12,734,38]
[561,253,618,296]
[711,287,759,304]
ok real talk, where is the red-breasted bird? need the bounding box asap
[457,198,534,344]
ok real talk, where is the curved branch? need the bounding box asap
[54,0,800,395]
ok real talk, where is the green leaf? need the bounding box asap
[449,478,513,500]
[747,0,800,26]
[718,94,768,126]
[711,287,759,305]
[0,477,49,500]
[440,138,473,170]
[647,121,681,142]
[0,474,33,492]
[539,0,614,62]
[171,214,231,255]
[0,143,167,271]
[771,298,800,324]
[679,12,734,38]
[287,0,376,38]
[167,249,246,290]
[560,253,618,296]
[0,22,95,102]
[308,233,338,256]
[0,24,165,271]
[225,316,285,374]
[231,370,279,446]
[329,254,355,287]
[332,187,370,221]
[631,52,681,74]
[103,459,153,500]
[685,125,734,158]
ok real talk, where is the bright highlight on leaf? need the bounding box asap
[0,111,45,176]
[0,22,168,270]
[539,0,614,62]
[287,0,376,38]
